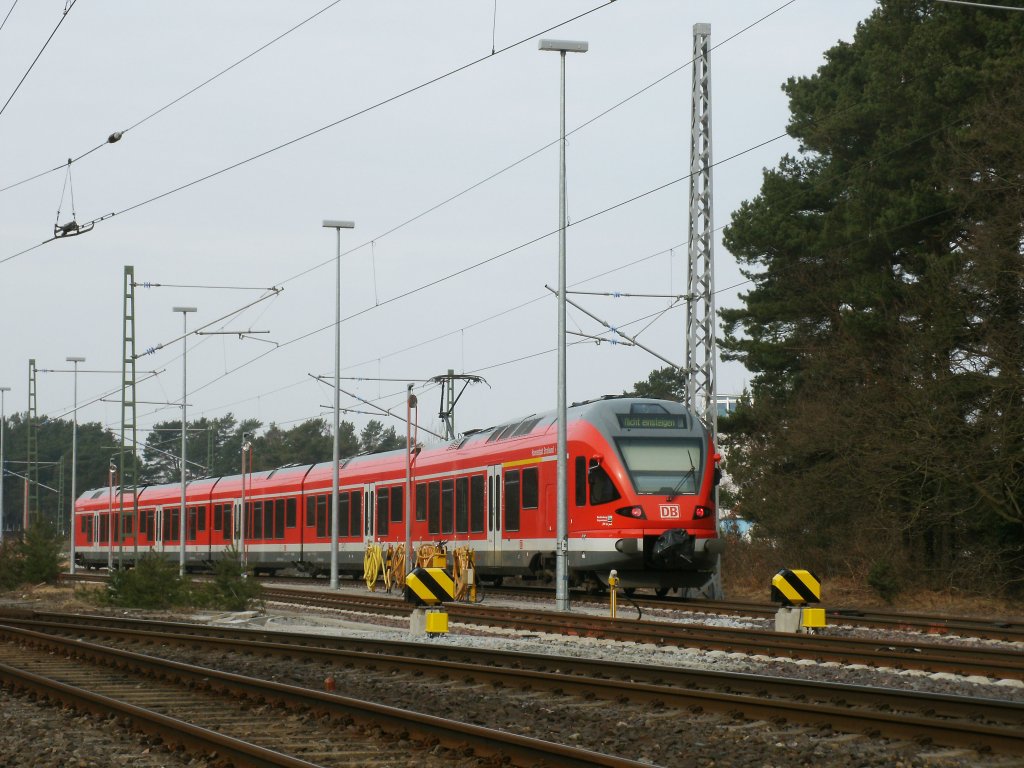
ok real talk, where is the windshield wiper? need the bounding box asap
[667,455,697,502]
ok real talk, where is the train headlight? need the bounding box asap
[693,505,713,519]
[615,505,646,519]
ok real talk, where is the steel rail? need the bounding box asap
[8,614,1024,733]
[8,614,1024,757]
[0,622,651,768]
[253,587,1024,680]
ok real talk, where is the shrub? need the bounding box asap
[867,560,903,603]
[198,546,263,611]
[101,552,190,609]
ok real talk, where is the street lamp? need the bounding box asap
[322,219,355,590]
[240,432,252,569]
[66,356,85,574]
[173,306,197,577]
[0,386,9,546]
[539,37,588,612]
[107,459,116,570]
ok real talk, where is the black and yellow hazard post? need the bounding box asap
[404,561,456,637]
[770,568,826,633]
[608,570,619,619]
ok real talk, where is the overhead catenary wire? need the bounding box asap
[1,0,797,268]
[0,0,350,196]
[0,0,17,34]
[0,0,78,121]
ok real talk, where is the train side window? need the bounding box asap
[286,498,296,528]
[197,506,206,533]
[455,477,468,534]
[415,483,427,522]
[575,457,587,506]
[504,470,520,532]
[390,486,403,524]
[589,463,621,506]
[316,495,328,538]
[187,507,197,541]
[470,475,485,533]
[428,481,440,535]
[338,492,350,537]
[262,501,274,540]
[350,490,362,537]
[522,467,538,509]
[274,499,285,540]
[306,496,316,527]
[377,487,390,537]
[165,507,180,541]
[441,479,454,534]
[253,501,265,539]
[487,477,492,530]
[222,506,232,542]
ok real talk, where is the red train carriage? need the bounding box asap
[73,396,723,591]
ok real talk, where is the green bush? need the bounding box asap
[95,547,262,612]
[197,546,263,611]
[0,523,64,590]
[0,539,23,590]
[867,560,902,603]
[101,552,191,609]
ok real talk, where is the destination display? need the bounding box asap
[616,414,688,430]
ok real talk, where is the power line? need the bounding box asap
[0,0,79,120]
[0,0,349,195]
[0,0,17,34]
[0,2,617,267]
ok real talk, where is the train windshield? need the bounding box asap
[616,437,703,495]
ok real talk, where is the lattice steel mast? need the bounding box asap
[685,23,718,442]
[26,359,38,528]
[120,266,139,562]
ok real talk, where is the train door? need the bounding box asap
[487,465,502,562]
[363,483,376,545]
[154,507,165,554]
[233,499,243,555]
[92,511,100,551]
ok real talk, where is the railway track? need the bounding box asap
[0,620,651,768]
[480,584,1024,643]
[58,573,1023,679]
[63,571,1024,643]
[3,609,1023,756]
[250,586,1024,681]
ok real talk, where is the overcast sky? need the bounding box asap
[0,0,876,446]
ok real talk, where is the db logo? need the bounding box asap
[659,505,680,519]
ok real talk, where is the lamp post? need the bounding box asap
[107,460,116,570]
[0,386,9,546]
[173,306,197,577]
[66,357,85,573]
[322,219,355,590]
[539,38,588,612]
[240,432,251,569]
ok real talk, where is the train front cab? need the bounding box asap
[567,399,723,591]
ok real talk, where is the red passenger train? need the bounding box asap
[73,396,723,591]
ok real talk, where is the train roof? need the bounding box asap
[77,396,702,501]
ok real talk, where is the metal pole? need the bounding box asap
[67,357,84,574]
[555,48,569,612]
[241,435,249,568]
[173,307,196,578]
[332,227,341,590]
[540,38,586,613]
[322,219,354,590]
[0,386,8,546]
[107,463,115,570]
[405,384,413,576]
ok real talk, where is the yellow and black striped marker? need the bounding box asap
[770,569,821,606]
[404,566,456,606]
